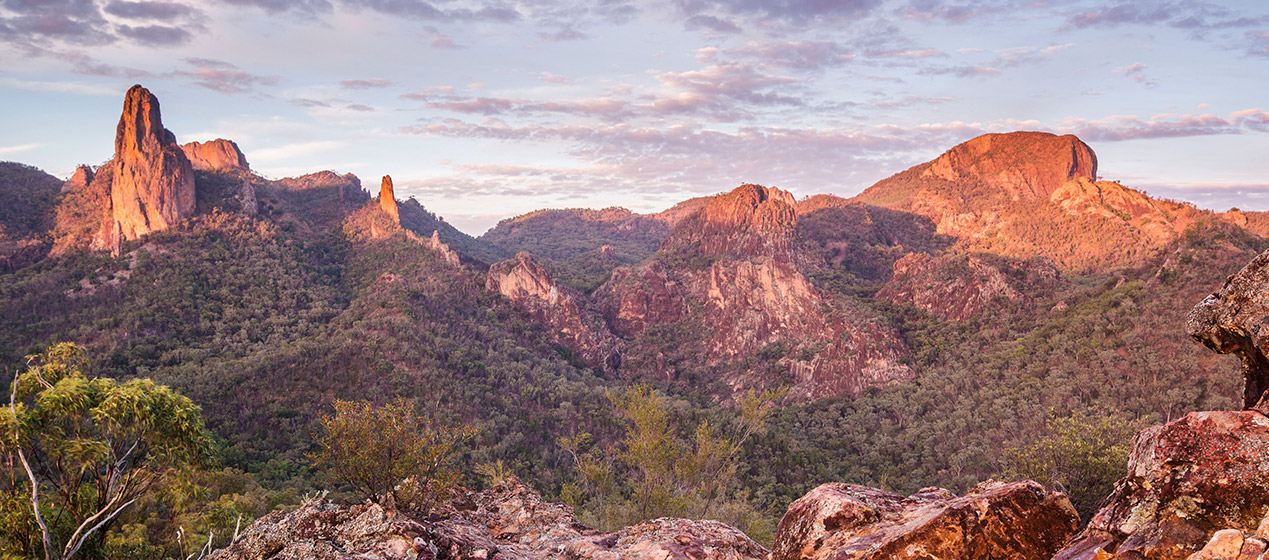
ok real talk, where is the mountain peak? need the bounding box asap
[921,131,1097,200]
[663,183,798,260]
[181,139,250,172]
[379,175,399,223]
[109,84,196,241]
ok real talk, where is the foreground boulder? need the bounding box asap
[1188,249,1269,413]
[209,477,767,560]
[772,480,1078,560]
[1052,411,1269,560]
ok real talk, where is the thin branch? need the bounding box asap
[62,497,137,560]
[12,375,53,560]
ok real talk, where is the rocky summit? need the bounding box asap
[181,139,251,172]
[380,175,401,224]
[109,84,196,241]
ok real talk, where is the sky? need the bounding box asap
[1,0,1268,235]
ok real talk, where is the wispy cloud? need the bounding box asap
[0,143,43,156]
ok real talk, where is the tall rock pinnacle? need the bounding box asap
[379,175,399,223]
[110,85,196,240]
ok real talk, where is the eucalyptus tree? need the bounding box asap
[2,343,215,560]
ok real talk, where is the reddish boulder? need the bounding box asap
[1052,411,1269,560]
[1188,249,1269,413]
[772,480,1078,560]
[109,84,196,240]
[180,139,250,172]
[487,253,622,373]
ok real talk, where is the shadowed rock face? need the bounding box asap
[180,139,250,172]
[772,480,1078,560]
[594,183,912,400]
[1052,411,1269,560]
[487,252,622,373]
[110,84,196,241]
[208,477,768,560]
[1188,249,1269,413]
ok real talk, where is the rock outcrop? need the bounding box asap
[180,139,250,172]
[851,131,1229,273]
[595,184,912,400]
[1052,411,1269,560]
[487,253,621,372]
[877,252,1059,320]
[109,84,196,241]
[1188,249,1269,413]
[63,165,93,193]
[772,480,1079,560]
[919,132,1097,201]
[209,477,767,560]
[380,175,400,224]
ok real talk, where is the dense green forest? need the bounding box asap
[1,162,1261,556]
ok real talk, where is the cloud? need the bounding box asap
[0,142,43,156]
[429,97,519,115]
[250,140,345,163]
[102,1,200,22]
[538,27,587,41]
[1115,62,1158,86]
[865,47,946,59]
[338,0,520,22]
[675,0,884,28]
[218,0,333,17]
[1250,30,1269,56]
[1057,112,1248,141]
[116,23,190,45]
[1066,2,1269,33]
[684,14,740,33]
[719,41,855,71]
[340,78,392,89]
[173,58,279,94]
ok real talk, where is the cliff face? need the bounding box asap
[853,131,1215,273]
[180,139,250,172]
[110,84,196,241]
[1188,249,1269,413]
[595,184,912,400]
[487,253,622,372]
[920,131,1097,201]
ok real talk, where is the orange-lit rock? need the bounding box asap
[379,175,400,223]
[773,480,1078,560]
[180,139,249,172]
[109,84,196,240]
[1053,411,1269,560]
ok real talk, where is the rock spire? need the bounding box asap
[379,175,399,223]
[109,84,196,240]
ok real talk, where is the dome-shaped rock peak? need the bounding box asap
[180,138,250,172]
[922,131,1098,200]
